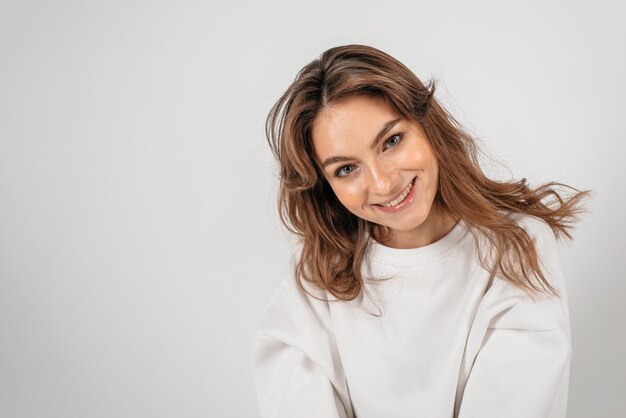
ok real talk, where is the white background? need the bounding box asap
[1,0,624,417]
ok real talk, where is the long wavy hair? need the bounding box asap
[266,44,591,302]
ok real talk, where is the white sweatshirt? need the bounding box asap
[251,213,572,418]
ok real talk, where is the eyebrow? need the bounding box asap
[320,118,402,170]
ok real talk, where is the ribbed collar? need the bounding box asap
[366,218,471,267]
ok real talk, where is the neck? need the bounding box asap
[373,206,460,249]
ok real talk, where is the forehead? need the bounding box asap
[311,95,399,158]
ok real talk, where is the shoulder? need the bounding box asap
[503,211,561,260]
[501,210,564,281]
[478,211,569,327]
[254,249,335,343]
[259,275,332,325]
[474,211,561,276]
[506,211,556,242]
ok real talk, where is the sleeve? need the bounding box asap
[455,217,573,418]
[250,273,354,418]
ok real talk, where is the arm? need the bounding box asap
[456,324,570,417]
[456,217,572,418]
[251,276,353,418]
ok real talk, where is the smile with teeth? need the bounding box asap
[373,178,414,208]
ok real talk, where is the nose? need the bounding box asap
[367,161,395,196]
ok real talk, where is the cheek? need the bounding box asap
[332,183,364,208]
[428,150,439,179]
[405,139,436,166]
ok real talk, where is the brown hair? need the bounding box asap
[266,44,591,302]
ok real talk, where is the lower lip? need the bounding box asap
[373,177,417,213]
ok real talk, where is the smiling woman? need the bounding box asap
[311,95,452,249]
[251,44,591,418]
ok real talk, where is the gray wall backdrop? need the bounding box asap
[1,0,624,417]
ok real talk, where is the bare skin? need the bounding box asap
[311,95,459,249]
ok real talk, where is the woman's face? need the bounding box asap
[311,95,447,248]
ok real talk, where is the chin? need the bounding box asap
[382,209,430,231]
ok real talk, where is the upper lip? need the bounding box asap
[369,177,414,205]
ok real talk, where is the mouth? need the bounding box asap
[370,176,417,210]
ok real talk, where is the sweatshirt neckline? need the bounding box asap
[366,218,471,266]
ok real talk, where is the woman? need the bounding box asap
[251,44,590,418]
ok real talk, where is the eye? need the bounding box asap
[383,134,403,150]
[335,164,356,178]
